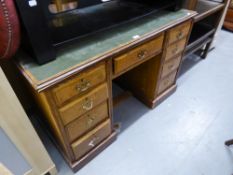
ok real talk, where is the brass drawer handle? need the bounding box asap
[164,79,170,86]
[87,115,96,127]
[76,79,91,93]
[88,135,100,147]
[176,30,183,40]
[172,46,179,55]
[168,64,174,70]
[82,98,93,111]
[137,50,148,59]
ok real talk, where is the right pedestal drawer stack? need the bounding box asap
[156,20,192,96]
[113,20,193,108]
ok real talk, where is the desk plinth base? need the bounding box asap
[134,84,177,109]
[152,85,177,108]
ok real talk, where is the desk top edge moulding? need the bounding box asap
[16,9,197,92]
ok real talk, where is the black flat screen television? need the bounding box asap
[14,0,184,64]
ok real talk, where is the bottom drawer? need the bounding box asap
[158,72,177,94]
[71,120,111,160]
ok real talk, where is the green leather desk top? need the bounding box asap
[16,9,195,91]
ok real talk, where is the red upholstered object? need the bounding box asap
[0,0,20,60]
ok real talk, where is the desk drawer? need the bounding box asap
[114,34,164,75]
[226,9,233,22]
[71,120,111,160]
[161,55,182,78]
[167,21,191,45]
[52,63,106,106]
[59,83,108,125]
[66,102,109,142]
[158,72,177,94]
[164,38,186,61]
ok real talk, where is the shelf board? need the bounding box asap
[185,37,212,57]
[194,0,225,22]
[185,23,215,55]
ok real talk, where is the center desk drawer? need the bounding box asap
[71,119,111,160]
[59,83,108,125]
[52,63,106,106]
[66,102,109,142]
[113,34,164,75]
[167,21,191,45]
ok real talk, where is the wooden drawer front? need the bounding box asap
[226,9,233,22]
[114,34,164,75]
[59,83,108,125]
[158,72,177,94]
[167,21,191,45]
[164,38,186,61]
[52,64,106,106]
[66,102,109,142]
[161,55,182,78]
[72,120,111,160]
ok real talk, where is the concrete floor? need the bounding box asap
[41,30,233,175]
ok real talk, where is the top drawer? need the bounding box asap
[52,63,106,106]
[113,34,164,75]
[167,21,191,45]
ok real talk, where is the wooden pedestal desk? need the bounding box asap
[15,10,196,172]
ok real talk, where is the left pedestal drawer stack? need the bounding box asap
[33,61,116,172]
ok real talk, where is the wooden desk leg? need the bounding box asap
[225,139,233,146]
[0,67,57,175]
[201,41,212,59]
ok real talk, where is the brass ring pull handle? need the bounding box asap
[87,115,96,127]
[137,50,148,59]
[82,98,93,111]
[88,135,100,147]
[76,78,91,93]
